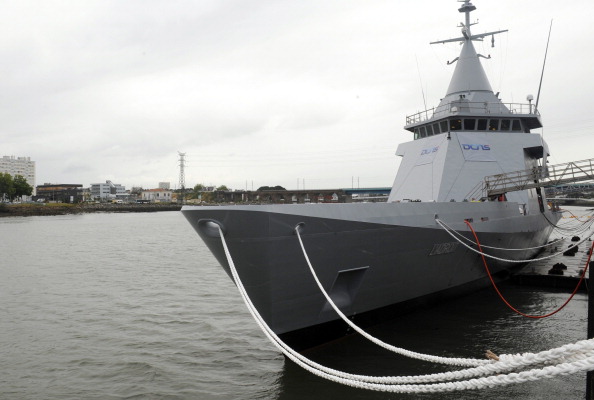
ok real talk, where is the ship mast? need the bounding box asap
[430,0,508,98]
[430,0,507,46]
[460,0,475,38]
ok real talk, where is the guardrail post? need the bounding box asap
[586,261,594,400]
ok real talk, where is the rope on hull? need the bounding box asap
[216,223,594,392]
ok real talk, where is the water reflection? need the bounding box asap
[275,283,588,400]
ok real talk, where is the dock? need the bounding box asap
[512,209,594,290]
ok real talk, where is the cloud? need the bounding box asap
[1,0,593,190]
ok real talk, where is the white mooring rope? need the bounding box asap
[435,218,593,264]
[294,226,490,368]
[435,225,564,251]
[217,225,594,392]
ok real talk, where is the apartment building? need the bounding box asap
[0,155,36,194]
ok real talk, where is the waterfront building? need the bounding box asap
[208,188,391,204]
[140,188,173,203]
[35,184,83,203]
[0,155,36,194]
[90,181,127,201]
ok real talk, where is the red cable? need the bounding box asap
[464,220,594,319]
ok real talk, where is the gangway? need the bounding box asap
[467,158,594,199]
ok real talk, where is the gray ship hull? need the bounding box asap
[182,201,557,349]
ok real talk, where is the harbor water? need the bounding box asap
[1,209,592,399]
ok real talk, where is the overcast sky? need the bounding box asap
[2,0,593,191]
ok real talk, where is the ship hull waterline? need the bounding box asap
[182,201,557,351]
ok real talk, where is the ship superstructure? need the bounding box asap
[390,0,548,214]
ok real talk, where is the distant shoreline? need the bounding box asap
[2,199,591,218]
[0,203,183,217]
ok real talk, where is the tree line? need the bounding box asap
[0,173,34,202]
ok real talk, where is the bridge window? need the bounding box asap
[420,126,427,138]
[512,119,522,131]
[500,119,510,131]
[439,120,449,133]
[426,125,434,136]
[450,119,462,131]
[433,123,440,134]
[488,119,499,131]
[464,119,476,130]
[477,119,488,130]
[414,128,420,139]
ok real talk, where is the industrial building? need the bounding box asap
[35,184,83,203]
[210,188,391,204]
[140,188,173,203]
[90,181,127,201]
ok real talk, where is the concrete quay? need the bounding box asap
[512,236,593,291]
[512,208,594,291]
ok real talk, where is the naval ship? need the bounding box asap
[182,1,559,350]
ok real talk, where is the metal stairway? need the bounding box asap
[467,158,594,200]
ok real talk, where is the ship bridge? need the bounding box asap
[403,0,542,141]
[405,101,542,140]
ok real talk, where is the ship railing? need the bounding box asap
[467,158,594,199]
[405,102,539,125]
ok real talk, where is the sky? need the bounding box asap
[2,0,593,191]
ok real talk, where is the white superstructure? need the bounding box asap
[389,0,548,215]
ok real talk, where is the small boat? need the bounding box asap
[182,0,559,350]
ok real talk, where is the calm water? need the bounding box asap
[0,210,591,399]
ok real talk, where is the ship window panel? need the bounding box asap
[450,119,462,131]
[500,119,511,131]
[420,127,427,138]
[414,128,420,140]
[488,119,499,131]
[512,119,521,131]
[463,119,476,130]
[426,125,433,136]
[439,120,448,132]
[433,123,440,134]
[477,119,488,130]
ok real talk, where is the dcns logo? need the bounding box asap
[462,144,491,151]
[420,146,439,155]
